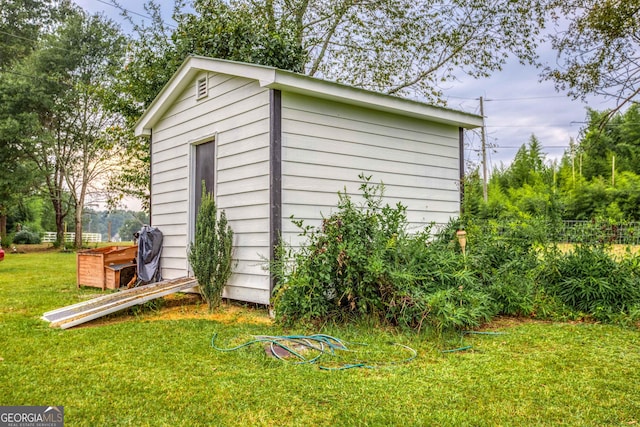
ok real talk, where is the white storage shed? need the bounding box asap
[134,56,483,305]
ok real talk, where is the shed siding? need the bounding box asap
[281,92,461,246]
[151,72,271,304]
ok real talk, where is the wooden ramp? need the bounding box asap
[42,277,198,329]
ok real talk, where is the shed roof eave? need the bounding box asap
[134,56,483,136]
[266,70,483,129]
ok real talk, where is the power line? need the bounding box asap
[445,94,569,102]
[486,124,578,128]
[485,95,568,101]
[0,30,75,54]
[0,68,72,87]
[95,0,177,29]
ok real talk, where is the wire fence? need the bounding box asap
[556,221,640,245]
[462,220,640,246]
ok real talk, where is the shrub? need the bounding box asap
[188,185,234,311]
[273,175,404,323]
[542,244,640,321]
[273,176,640,328]
[272,176,497,331]
[12,230,41,244]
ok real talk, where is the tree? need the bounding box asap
[108,0,308,209]
[2,5,128,247]
[0,0,55,240]
[118,211,150,241]
[0,0,53,68]
[51,12,128,248]
[546,0,640,119]
[285,0,551,99]
[110,0,554,208]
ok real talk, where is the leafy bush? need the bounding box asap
[273,176,496,331]
[273,175,404,323]
[542,244,640,321]
[188,185,234,311]
[12,230,41,244]
[273,175,640,329]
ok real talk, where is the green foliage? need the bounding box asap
[12,229,41,244]
[1,3,128,247]
[546,0,640,115]
[273,176,497,332]
[275,175,640,329]
[542,244,640,322]
[117,211,150,241]
[188,184,234,311]
[467,106,640,224]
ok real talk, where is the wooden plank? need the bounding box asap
[44,278,199,329]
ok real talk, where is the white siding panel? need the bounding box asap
[161,268,189,281]
[151,212,187,227]
[162,246,188,259]
[217,146,269,171]
[153,201,188,216]
[154,103,270,143]
[283,117,458,157]
[217,161,270,183]
[161,257,189,270]
[234,232,271,248]
[152,156,188,175]
[150,224,187,237]
[152,191,188,205]
[283,162,455,190]
[217,120,269,146]
[217,174,270,196]
[283,176,459,201]
[281,92,461,233]
[217,133,269,158]
[233,245,270,262]
[283,147,458,180]
[155,80,266,134]
[226,217,270,234]
[217,189,269,208]
[222,204,270,220]
[222,282,270,305]
[283,92,457,137]
[150,72,271,291]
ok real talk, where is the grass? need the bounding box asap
[1,251,639,426]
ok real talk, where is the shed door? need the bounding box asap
[195,140,215,216]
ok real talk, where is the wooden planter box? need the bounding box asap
[77,246,138,290]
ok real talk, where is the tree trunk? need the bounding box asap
[54,199,65,248]
[74,203,83,249]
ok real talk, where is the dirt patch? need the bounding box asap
[74,293,272,329]
[479,315,549,330]
[146,294,273,325]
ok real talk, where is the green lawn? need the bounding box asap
[0,251,639,426]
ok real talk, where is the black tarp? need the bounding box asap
[136,226,163,284]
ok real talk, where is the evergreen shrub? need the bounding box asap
[188,185,234,311]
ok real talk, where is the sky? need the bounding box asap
[73,0,617,174]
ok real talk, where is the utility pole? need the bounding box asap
[612,155,615,186]
[480,96,488,202]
